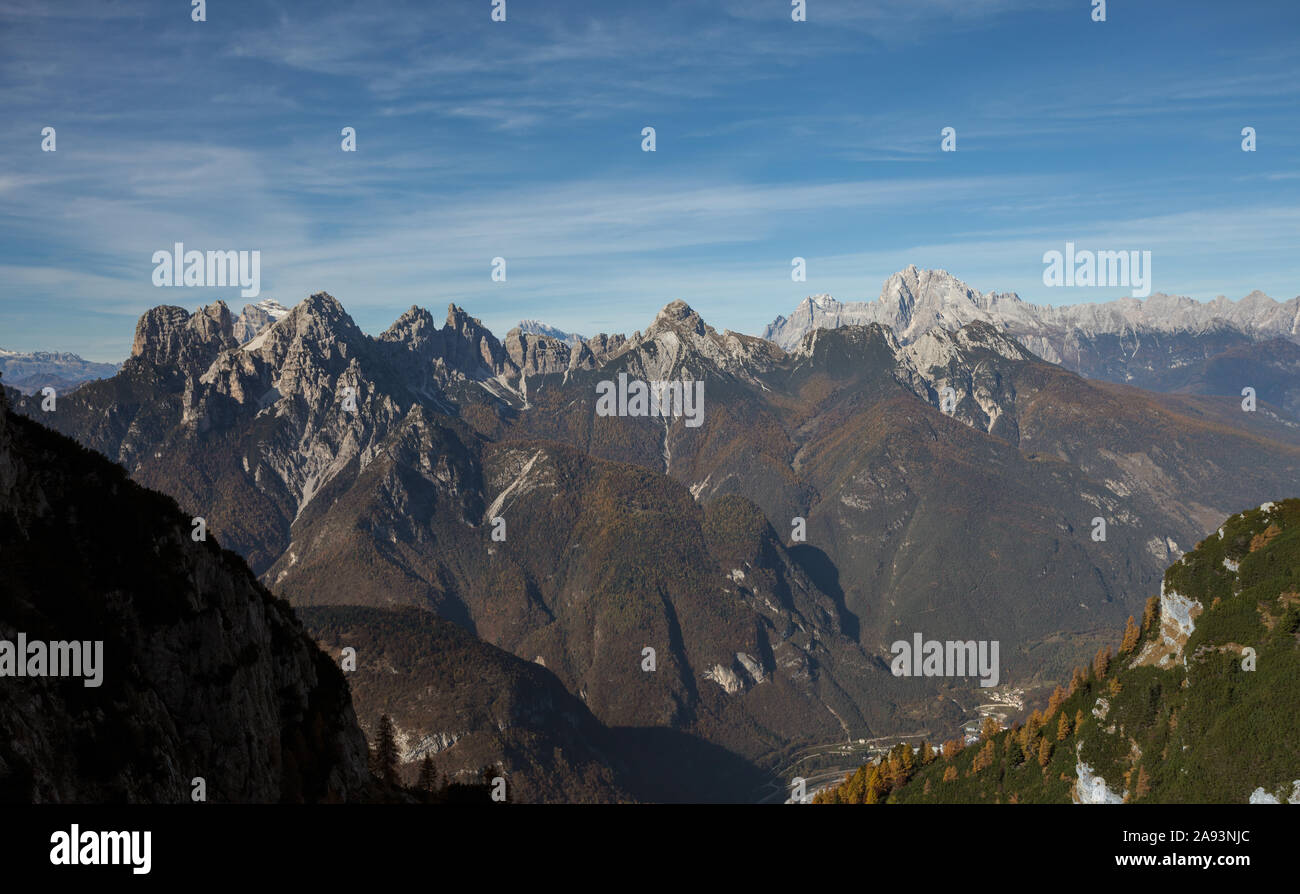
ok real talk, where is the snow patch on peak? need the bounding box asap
[517,320,584,346]
[762,266,1300,354]
[256,299,289,319]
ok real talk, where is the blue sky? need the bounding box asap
[1,0,1298,361]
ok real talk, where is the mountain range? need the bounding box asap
[764,267,1300,421]
[0,349,119,396]
[14,268,1300,420]
[8,272,1300,801]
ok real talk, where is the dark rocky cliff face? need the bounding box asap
[0,379,372,803]
[302,605,637,804]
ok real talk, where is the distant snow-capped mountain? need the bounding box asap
[515,320,584,348]
[0,348,119,395]
[232,298,291,343]
[762,267,1300,412]
[763,266,1300,353]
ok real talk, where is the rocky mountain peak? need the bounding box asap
[877,267,994,333]
[794,293,841,318]
[649,300,709,338]
[583,333,629,365]
[445,302,482,332]
[380,306,440,352]
[130,301,238,373]
[502,326,587,378]
[443,304,510,378]
[199,291,374,424]
[764,268,1025,350]
[295,291,350,326]
[264,292,365,349]
[763,294,847,345]
[612,300,783,383]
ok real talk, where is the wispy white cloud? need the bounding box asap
[3,0,1298,359]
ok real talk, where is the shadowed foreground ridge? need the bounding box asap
[0,377,372,803]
